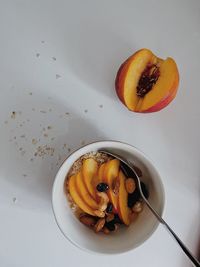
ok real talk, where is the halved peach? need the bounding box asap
[76,172,99,210]
[103,159,120,211]
[118,170,131,225]
[68,174,96,216]
[115,48,179,113]
[82,158,98,199]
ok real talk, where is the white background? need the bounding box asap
[0,0,199,266]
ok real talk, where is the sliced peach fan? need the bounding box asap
[67,154,146,230]
[115,48,179,113]
[68,174,96,216]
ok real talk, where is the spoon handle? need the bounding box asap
[163,221,200,267]
[143,198,200,267]
[132,163,200,267]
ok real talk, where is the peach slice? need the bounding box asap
[92,163,106,189]
[68,174,96,216]
[115,48,179,113]
[97,163,106,183]
[76,172,99,210]
[82,158,98,199]
[118,170,131,225]
[103,159,120,211]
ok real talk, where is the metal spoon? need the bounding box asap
[99,150,200,267]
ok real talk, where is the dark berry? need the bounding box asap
[141,182,149,199]
[96,183,109,192]
[114,214,123,224]
[133,166,143,177]
[105,221,115,231]
[106,202,113,213]
[120,163,137,179]
[128,182,149,208]
[128,189,140,208]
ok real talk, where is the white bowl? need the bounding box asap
[52,141,165,254]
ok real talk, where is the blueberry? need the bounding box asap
[96,183,109,192]
[113,214,123,224]
[106,202,113,213]
[141,182,149,199]
[120,163,137,179]
[128,189,140,208]
[105,221,115,231]
[128,182,149,208]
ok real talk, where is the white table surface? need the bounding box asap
[0,0,200,266]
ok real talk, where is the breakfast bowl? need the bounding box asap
[52,140,165,254]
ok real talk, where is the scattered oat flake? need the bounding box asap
[36,53,40,57]
[34,145,55,157]
[52,57,56,61]
[65,112,70,115]
[32,138,37,145]
[44,133,48,137]
[12,197,17,203]
[56,74,61,79]
[11,111,16,119]
[47,126,52,130]
[63,144,67,148]
[19,147,23,151]
[68,148,71,152]
[84,109,88,113]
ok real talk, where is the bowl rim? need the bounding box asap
[52,140,165,255]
